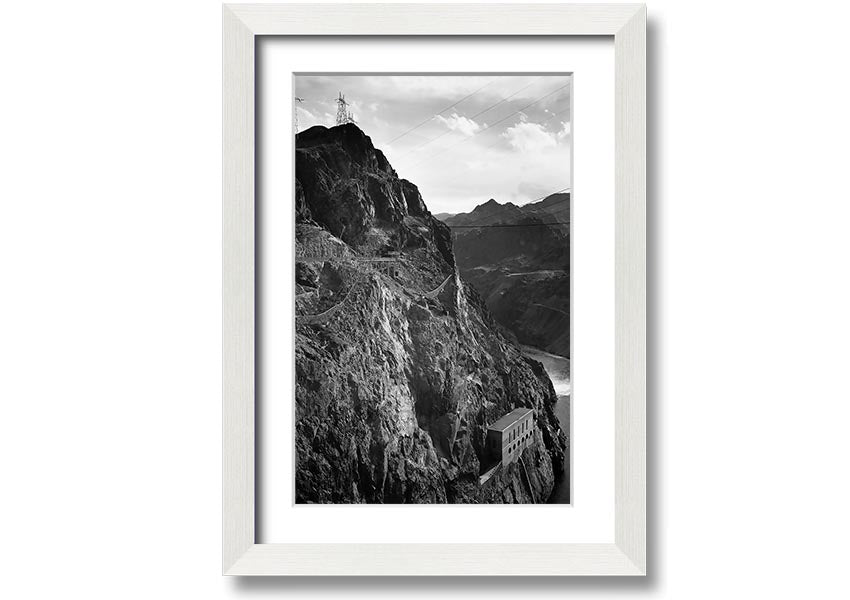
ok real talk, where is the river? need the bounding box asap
[521,345,571,504]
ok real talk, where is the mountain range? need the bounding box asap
[440,194,570,357]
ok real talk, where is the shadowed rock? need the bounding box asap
[295,123,567,504]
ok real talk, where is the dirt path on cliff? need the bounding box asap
[505,269,568,278]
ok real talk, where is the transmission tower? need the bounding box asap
[294,96,304,133]
[335,92,356,125]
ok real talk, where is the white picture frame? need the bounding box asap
[223,2,645,576]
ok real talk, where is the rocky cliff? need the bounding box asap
[294,124,567,503]
[442,196,570,356]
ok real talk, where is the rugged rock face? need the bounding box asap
[442,195,570,356]
[295,124,567,503]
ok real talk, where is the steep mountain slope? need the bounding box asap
[524,192,570,225]
[294,124,567,503]
[442,195,570,356]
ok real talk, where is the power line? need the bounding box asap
[412,83,570,166]
[384,78,497,145]
[399,78,541,157]
[524,193,572,210]
[525,187,571,203]
[398,77,548,159]
[407,83,571,168]
[447,105,570,159]
[525,200,570,211]
[467,78,541,121]
[448,222,570,229]
[480,106,571,152]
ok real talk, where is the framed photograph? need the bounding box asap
[224,3,645,575]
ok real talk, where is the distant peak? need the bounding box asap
[472,198,501,213]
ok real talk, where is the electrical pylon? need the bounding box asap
[335,92,356,125]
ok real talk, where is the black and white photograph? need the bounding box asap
[293,74,572,504]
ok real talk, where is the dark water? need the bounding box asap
[521,346,571,504]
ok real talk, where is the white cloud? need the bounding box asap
[501,122,558,153]
[557,121,572,140]
[435,113,481,136]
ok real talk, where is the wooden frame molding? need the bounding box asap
[223,3,646,576]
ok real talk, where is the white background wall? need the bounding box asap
[1,0,848,597]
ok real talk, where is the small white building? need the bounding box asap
[485,407,535,465]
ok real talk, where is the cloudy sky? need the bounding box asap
[294,74,571,215]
